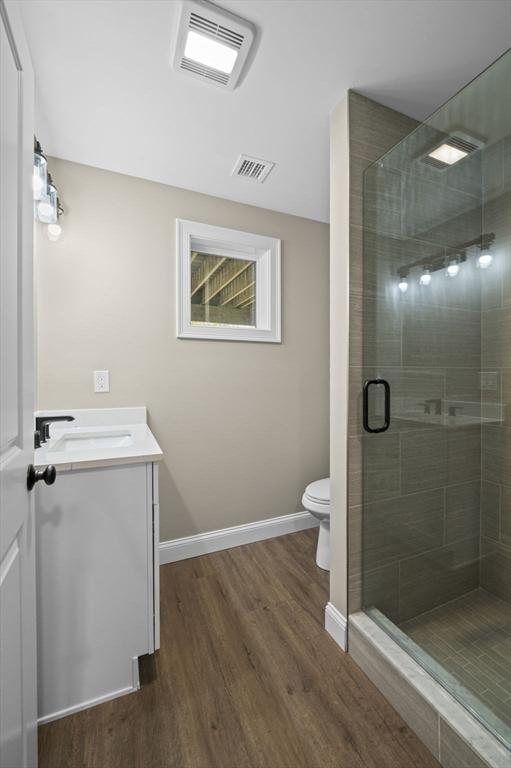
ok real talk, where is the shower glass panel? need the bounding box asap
[361,51,511,748]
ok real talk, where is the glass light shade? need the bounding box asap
[477,252,493,269]
[184,30,238,74]
[419,269,432,286]
[37,183,58,224]
[33,152,48,201]
[446,261,460,278]
[47,223,62,242]
[398,279,408,293]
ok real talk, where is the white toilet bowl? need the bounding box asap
[302,478,330,571]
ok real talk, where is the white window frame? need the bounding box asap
[176,219,281,343]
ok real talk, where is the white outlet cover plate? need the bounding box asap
[94,370,110,393]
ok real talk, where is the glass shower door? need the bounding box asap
[360,51,511,747]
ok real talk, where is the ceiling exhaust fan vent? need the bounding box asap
[447,135,480,154]
[173,1,256,90]
[181,57,230,85]
[420,131,486,170]
[189,12,244,50]
[232,154,275,183]
[421,155,449,170]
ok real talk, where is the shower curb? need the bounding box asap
[349,611,510,768]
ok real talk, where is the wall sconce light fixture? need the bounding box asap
[33,139,48,201]
[36,172,58,224]
[47,223,62,242]
[396,235,494,291]
[398,269,409,293]
[33,137,65,239]
[446,257,460,278]
[477,244,493,269]
[419,267,432,286]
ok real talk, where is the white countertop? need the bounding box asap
[34,407,163,470]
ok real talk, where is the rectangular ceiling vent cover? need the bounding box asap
[420,131,486,170]
[173,0,256,90]
[231,154,275,183]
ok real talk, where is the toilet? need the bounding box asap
[302,478,330,571]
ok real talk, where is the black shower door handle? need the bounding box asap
[363,379,391,433]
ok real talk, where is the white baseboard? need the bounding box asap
[38,684,138,725]
[159,511,319,565]
[325,602,347,651]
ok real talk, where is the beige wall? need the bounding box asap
[35,158,329,542]
[329,95,350,618]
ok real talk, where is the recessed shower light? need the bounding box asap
[428,143,468,166]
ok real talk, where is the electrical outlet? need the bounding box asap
[94,370,110,393]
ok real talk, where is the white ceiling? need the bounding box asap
[20,0,511,222]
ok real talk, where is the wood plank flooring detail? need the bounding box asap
[39,531,439,768]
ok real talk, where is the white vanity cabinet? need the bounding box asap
[34,408,161,723]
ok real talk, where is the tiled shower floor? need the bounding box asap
[401,589,511,734]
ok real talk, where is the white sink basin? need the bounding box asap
[48,430,133,453]
[34,409,163,470]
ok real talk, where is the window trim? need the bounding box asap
[176,219,281,343]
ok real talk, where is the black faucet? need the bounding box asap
[35,415,75,444]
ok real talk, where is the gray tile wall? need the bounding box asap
[345,92,419,615]
[480,137,511,603]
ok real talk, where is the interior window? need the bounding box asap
[190,252,256,328]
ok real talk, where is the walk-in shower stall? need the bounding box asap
[360,51,511,750]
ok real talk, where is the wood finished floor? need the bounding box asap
[39,530,439,768]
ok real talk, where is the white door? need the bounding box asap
[0,2,36,767]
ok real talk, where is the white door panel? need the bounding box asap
[0,16,19,447]
[0,2,36,766]
[0,541,22,768]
